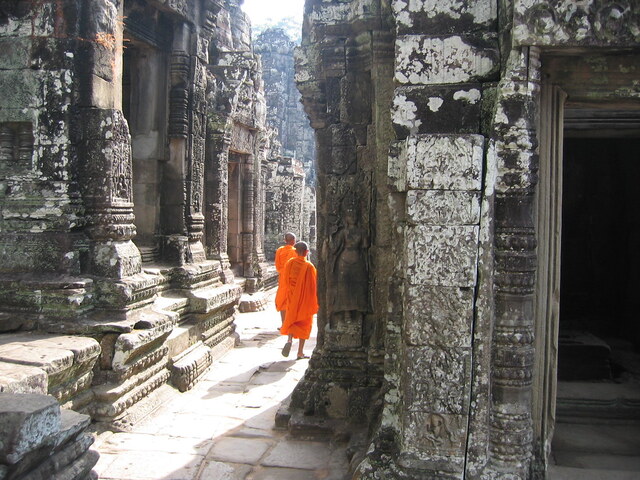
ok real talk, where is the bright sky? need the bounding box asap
[241,0,304,24]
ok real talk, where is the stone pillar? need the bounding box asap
[76,0,141,281]
[241,157,255,279]
[484,46,540,479]
[290,0,394,434]
[204,115,234,282]
[163,24,191,264]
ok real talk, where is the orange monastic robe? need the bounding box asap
[275,244,297,311]
[279,256,318,340]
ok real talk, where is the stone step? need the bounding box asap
[170,341,212,392]
[188,282,242,314]
[0,333,100,404]
[556,381,640,420]
[0,361,47,394]
[0,393,98,479]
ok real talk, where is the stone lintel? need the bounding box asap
[513,0,640,47]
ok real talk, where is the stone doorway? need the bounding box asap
[122,4,172,264]
[536,71,640,474]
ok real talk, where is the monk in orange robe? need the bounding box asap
[280,241,318,359]
[275,232,298,324]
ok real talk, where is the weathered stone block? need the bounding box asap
[407,191,481,225]
[0,394,60,465]
[404,346,471,414]
[391,134,484,191]
[513,0,640,47]
[170,342,212,392]
[402,411,467,465]
[4,335,101,366]
[0,70,41,111]
[90,241,141,279]
[0,342,74,376]
[393,0,498,35]
[404,286,473,347]
[406,225,479,287]
[188,282,242,314]
[393,85,482,137]
[0,363,47,395]
[112,322,174,371]
[0,38,31,69]
[395,35,499,85]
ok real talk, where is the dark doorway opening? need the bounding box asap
[558,137,640,382]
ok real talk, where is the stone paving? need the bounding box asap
[93,292,349,480]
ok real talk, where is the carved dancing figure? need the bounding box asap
[328,204,369,325]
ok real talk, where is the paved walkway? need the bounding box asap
[94,292,349,480]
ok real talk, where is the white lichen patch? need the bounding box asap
[393,0,497,25]
[392,95,422,132]
[396,36,496,85]
[453,88,481,104]
[427,96,443,112]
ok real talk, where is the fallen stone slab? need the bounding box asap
[0,394,60,465]
[238,292,270,313]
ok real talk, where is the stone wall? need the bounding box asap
[255,28,317,257]
[264,156,305,258]
[292,1,640,479]
[0,0,278,425]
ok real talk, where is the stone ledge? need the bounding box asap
[188,282,242,314]
[0,394,61,465]
[170,341,212,392]
[0,333,100,405]
[0,362,47,395]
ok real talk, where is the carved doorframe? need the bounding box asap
[532,79,566,473]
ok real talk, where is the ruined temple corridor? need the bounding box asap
[92,289,350,480]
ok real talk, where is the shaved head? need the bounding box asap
[284,232,296,244]
[294,241,309,255]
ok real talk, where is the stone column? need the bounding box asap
[204,113,233,282]
[76,0,141,281]
[484,47,540,479]
[163,23,191,264]
[241,157,255,280]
